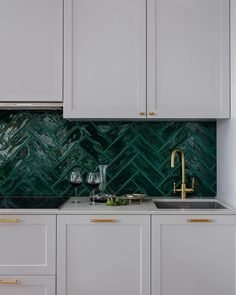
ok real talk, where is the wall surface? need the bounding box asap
[217,0,236,205]
[0,111,216,197]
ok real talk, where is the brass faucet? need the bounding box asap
[170,149,195,199]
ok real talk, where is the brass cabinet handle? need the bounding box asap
[90,219,117,223]
[0,280,21,285]
[187,219,213,223]
[139,112,146,116]
[148,112,156,116]
[0,219,21,223]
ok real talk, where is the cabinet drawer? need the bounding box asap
[0,215,56,275]
[0,276,55,295]
[154,214,236,225]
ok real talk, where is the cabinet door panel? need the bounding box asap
[64,0,146,118]
[0,0,63,102]
[147,0,230,118]
[0,276,55,295]
[152,215,236,295]
[0,215,56,275]
[57,215,150,295]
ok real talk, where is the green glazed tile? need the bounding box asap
[0,111,216,197]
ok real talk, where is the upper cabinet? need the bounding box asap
[147,0,230,119]
[64,0,230,119]
[0,0,229,115]
[0,0,63,103]
[64,0,146,119]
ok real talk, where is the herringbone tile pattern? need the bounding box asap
[0,111,216,197]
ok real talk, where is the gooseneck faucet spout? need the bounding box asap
[171,149,185,185]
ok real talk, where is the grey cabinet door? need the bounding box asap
[147,0,230,119]
[0,215,56,275]
[152,215,236,295]
[64,0,146,119]
[57,215,150,295]
[0,0,63,102]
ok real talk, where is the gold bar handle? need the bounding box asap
[0,219,21,223]
[90,219,117,223]
[0,280,21,285]
[187,219,213,223]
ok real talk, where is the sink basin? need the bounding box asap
[154,200,227,209]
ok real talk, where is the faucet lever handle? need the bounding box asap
[191,177,195,191]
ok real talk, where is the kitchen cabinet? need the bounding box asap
[0,276,55,295]
[64,0,229,119]
[152,215,236,295]
[0,0,63,103]
[0,215,56,275]
[63,0,146,119]
[57,215,150,295]
[147,0,230,118]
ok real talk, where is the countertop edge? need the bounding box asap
[0,198,235,215]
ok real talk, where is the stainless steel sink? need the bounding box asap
[154,200,227,209]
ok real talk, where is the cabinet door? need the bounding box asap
[64,0,146,119]
[152,215,236,295]
[147,0,230,118]
[0,276,55,295]
[0,215,56,275]
[0,0,63,102]
[57,215,150,295]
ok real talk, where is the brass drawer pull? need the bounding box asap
[139,112,146,116]
[0,280,21,285]
[90,219,117,223]
[0,219,21,223]
[148,112,156,116]
[187,219,213,223]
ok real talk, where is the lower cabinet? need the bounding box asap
[152,215,236,295]
[57,215,150,295]
[0,215,56,295]
[0,215,56,275]
[2,212,235,295]
[0,276,55,295]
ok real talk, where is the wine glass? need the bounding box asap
[70,169,83,204]
[86,172,101,206]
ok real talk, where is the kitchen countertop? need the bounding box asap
[0,197,235,215]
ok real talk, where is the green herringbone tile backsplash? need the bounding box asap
[0,111,216,197]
